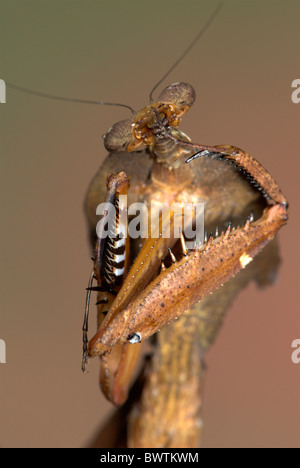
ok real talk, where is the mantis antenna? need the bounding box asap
[149,0,224,103]
[6,1,224,114]
[5,82,135,115]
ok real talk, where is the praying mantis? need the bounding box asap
[81,6,288,447]
[83,77,288,447]
[6,1,289,449]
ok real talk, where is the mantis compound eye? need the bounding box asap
[158,82,196,112]
[103,119,133,153]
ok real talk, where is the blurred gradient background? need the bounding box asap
[0,0,299,448]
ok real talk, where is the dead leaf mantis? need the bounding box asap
[6,1,289,448]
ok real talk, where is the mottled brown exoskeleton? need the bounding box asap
[84,74,288,447]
